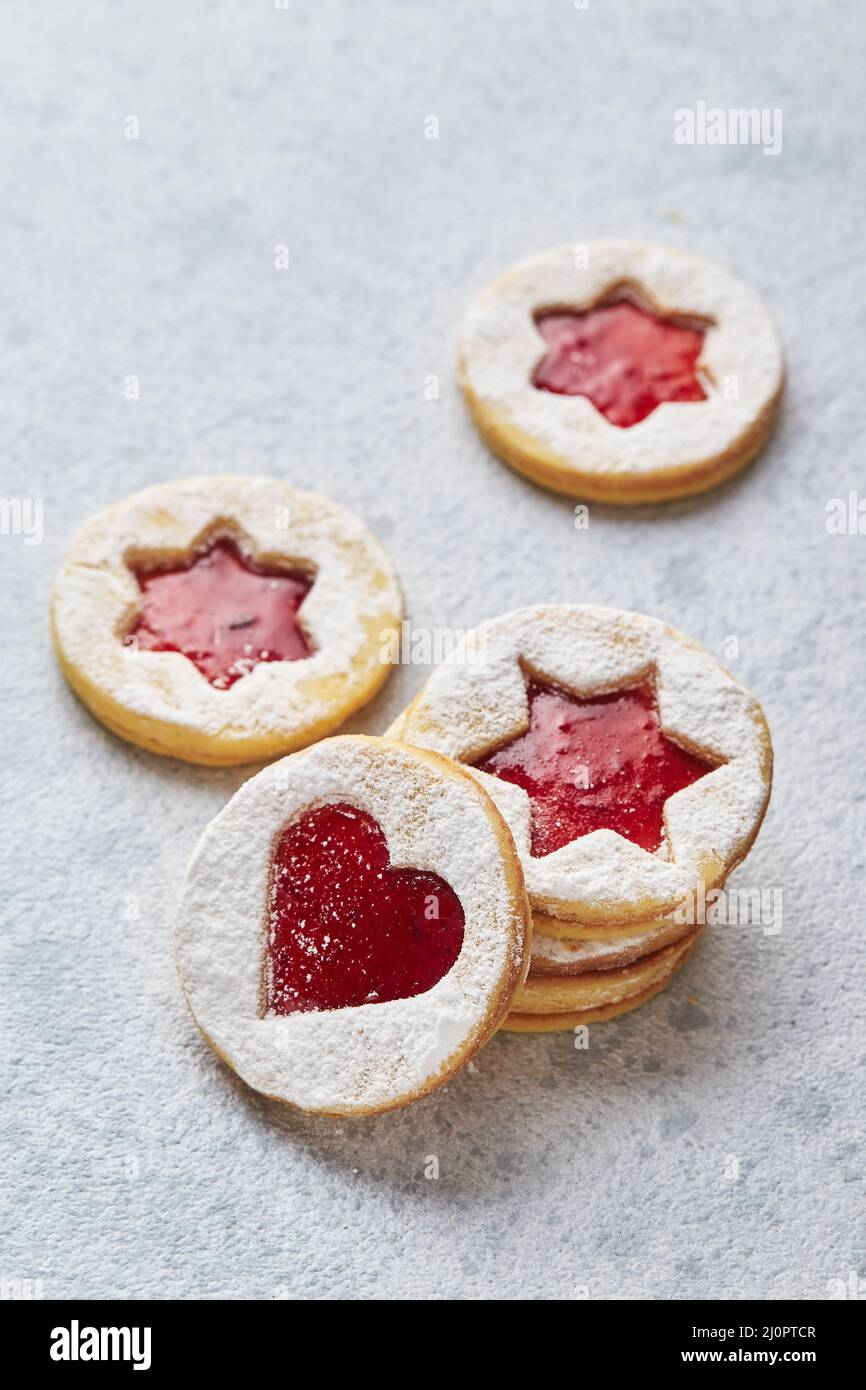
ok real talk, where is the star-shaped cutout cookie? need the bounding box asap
[533,297,707,427]
[473,676,717,857]
[128,537,314,689]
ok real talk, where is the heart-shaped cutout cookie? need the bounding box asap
[264,803,465,1014]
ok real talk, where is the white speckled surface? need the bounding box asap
[2,0,863,1300]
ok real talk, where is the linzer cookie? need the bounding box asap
[458,241,784,503]
[51,476,403,765]
[385,604,772,1030]
[174,736,531,1115]
[393,605,772,926]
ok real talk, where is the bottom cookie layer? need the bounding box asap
[500,972,676,1032]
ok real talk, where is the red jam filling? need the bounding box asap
[128,538,313,689]
[473,679,714,857]
[533,298,707,427]
[264,803,465,1014]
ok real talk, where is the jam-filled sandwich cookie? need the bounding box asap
[391,700,712,998]
[51,476,403,765]
[175,736,530,1114]
[390,605,773,930]
[459,241,784,504]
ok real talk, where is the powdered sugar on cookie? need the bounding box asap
[530,916,692,973]
[174,736,530,1115]
[459,241,784,492]
[399,605,773,925]
[51,476,403,763]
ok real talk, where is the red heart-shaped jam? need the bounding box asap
[129,537,313,689]
[533,298,707,427]
[264,804,465,1014]
[474,679,715,857]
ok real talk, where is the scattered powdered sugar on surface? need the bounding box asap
[6,5,860,1301]
[401,605,771,916]
[52,476,402,741]
[459,242,784,476]
[174,736,527,1113]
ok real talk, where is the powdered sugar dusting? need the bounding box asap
[459,241,784,477]
[530,917,689,973]
[534,928,654,964]
[52,475,402,755]
[174,736,529,1114]
[400,605,772,922]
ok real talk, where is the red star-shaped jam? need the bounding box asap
[264,803,465,1013]
[533,297,707,427]
[473,678,716,857]
[127,537,314,689]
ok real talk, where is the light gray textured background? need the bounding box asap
[2,0,864,1301]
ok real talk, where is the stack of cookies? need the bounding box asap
[52,477,773,1115]
[387,604,773,1035]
